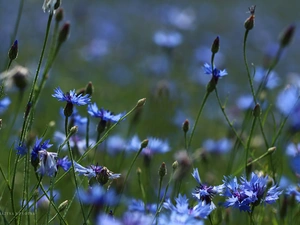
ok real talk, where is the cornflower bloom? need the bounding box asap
[153,30,183,49]
[202,138,233,154]
[163,194,212,219]
[286,184,300,203]
[74,161,121,185]
[203,63,227,93]
[223,172,282,212]
[0,97,11,114]
[192,168,224,209]
[52,87,91,117]
[31,137,71,177]
[128,199,157,214]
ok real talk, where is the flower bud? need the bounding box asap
[55,8,64,22]
[267,146,276,154]
[279,25,295,48]
[159,162,167,178]
[58,22,70,44]
[8,40,18,60]
[182,119,189,133]
[69,125,78,136]
[85,82,94,97]
[141,139,149,149]
[211,36,220,54]
[244,15,255,30]
[172,161,178,171]
[252,103,261,117]
[64,102,73,117]
[58,200,68,212]
[54,0,61,10]
[137,98,146,107]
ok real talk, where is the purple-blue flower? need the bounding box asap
[36,150,58,177]
[202,138,233,154]
[192,168,224,209]
[223,173,282,212]
[163,194,212,219]
[286,184,300,203]
[276,85,299,116]
[203,63,227,78]
[0,97,11,114]
[52,87,91,106]
[88,103,125,123]
[57,156,71,171]
[16,143,27,156]
[78,185,117,206]
[128,199,156,214]
[31,137,53,162]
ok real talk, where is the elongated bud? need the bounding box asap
[211,36,220,54]
[267,146,276,154]
[64,102,73,117]
[136,167,142,175]
[182,119,189,133]
[54,0,61,10]
[8,40,18,60]
[141,139,148,149]
[137,98,146,107]
[97,120,107,135]
[69,126,78,136]
[252,103,261,117]
[159,162,167,178]
[58,22,70,44]
[58,200,68,212]
[85,82,94,97]
[55,8,64,22]
[172,161,178,171]
[279,25,295,48]
[244,15,255,30]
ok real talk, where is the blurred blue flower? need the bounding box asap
[15,143,27,156]
[60,107,87,125]
[122,211,153,225]
[286,184,300,203]
[158,211,204,225]
[276,85,299,116]
[78,185,117,206]
[153,30,182,49]
[96,214,122,225]
[254,67,281,89]
[88,103,125,123]
[236,94,254,110]
[127,135,170,156]
[290,155,300,176]
[0,97,11,114]
[163,194,212,219]
[106,135,127,155]
[192,168,224,209]
[223,173,282,212]
[57,156,71,171]
[167,7,196,30]
[128,199,157,214]
[52,87,91,106]
[203,63,227,78]
[286,142,300,157]
[202,138,233,154]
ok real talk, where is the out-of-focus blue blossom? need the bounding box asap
[80,38,110,61]
[153,30,182,49]
[236,94,254,110]
[78,185,117,206]
[286,184,300,203]
[74,161,121,180]
[0,97,11,114]
[140,54,171,76]
[15,143,27,156]
[167,7,196,30]
[254,67,281,89]
[290,155,300,177]
[32,137,53,162]
[88,103,125,123]
[192,168,224,209]
[202,138,233,154]
[60,107,87,125]
[52,87,91,106]
[286,142,300,157]
[106,135,127,156]
[96,214,122,225]
[276,85,299,116]
[223,173,282,212]
[122,211,153,225]
[158,211,204,225]
[203,63,227,78]
[128,199,157,214]
[163,194,212,219]
[127,135,170,156]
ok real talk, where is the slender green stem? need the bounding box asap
[86,115,90,149]
[156,176,163,211]
[215,88,246,148]
[64,116,87,223]
[245,117,257,175]
[188,91,210,149]
[114,145,145,213]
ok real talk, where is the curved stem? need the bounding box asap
[245,117,257,176]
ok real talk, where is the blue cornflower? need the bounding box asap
[78,185,117,206]
[290,154,300,176]
[158,211,204,225]
[52,87,91,106]
[276,85,299,116]
[286,184,300,203]
[128,199,157,214]
[203,63,227,78]
[163,194,212,219]
[192,168,224,209]
[88,103,125,123]
[74,161,121,185]
[0,97,11,114]
[202,138,233,154]
[57,156,71,171]
[153,30,183,49]
[31,137,53,162]
[106,135,127,155]
[223,173,282,212]
[127,135,170,156]
[254,67,280,89]
[36,150,58,177]
[15,143,27,156]
[286,142,300,157]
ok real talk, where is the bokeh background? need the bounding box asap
[0,0,300,223]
